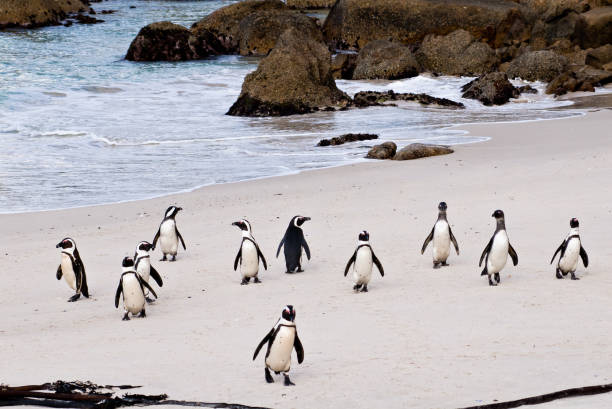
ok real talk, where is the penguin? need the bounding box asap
[344,230,384,292]
[550,218,589,280]
[276,216,311,273]
[152,205,186,261]
[114,256,157,321]
[134,241,163,302]
[253,305,304,386]
[55,238,89,302]
[232,219,267,285]
[421,202,460,268]
[479,210,518,286]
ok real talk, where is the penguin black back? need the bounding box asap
[276,216,311,273]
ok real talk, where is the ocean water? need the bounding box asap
[0,0,590,213]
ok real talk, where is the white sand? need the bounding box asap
[2,109,612,408]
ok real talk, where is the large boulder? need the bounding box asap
[366,142,397,159]
[126,22,223,61]
[227,28,351,117]
[331,53,357,79]
[576,7,612,49]
[546,65,612,95]
[585,44,612,68]
[416,30,498,76]
[287,0,337,8]
[461,72,519,105]
[0,0,88,28]
[352,40,420,80]
[393,143,453,160]
[322,0,529,50]
[506,50,569,81]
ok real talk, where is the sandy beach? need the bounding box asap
[2,108,612,408]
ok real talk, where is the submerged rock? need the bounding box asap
[353,90,464,108]
[317,133,378,146]
[393,143,453,160]
[461,72,519,106]
[352,40,420,80]
[0,0,89,28]
[366,142,397,159]
[227,28,350,117]
[506,50,569,81]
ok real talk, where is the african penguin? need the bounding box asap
[114,256,157,321]
[344,231,384,292]
[421,202,460,268]
[232,219,267,285]
[253,305,304,386]
[276,216,311,273]
[550,218,589,280]
[152,205,186,261]
[479,210,518,286]
[134,241,163,302]
[55,238,89,302]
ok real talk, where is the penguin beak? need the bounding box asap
[232,221,239,227]
[304,217,311,221]
[56,242,62,248]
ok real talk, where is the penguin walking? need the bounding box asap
[344,231,384,292]
[115,257,157,320]
[479,210,518,286]
[152,205,186,261]
[232,219,267,285]
[55,238,89,302]
[550,218,589,280]
[421,202,460,268]
[134,241,163,302]
[276,216,311,273]
[253,305,304,386]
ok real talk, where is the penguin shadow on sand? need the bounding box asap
[343,230,384,293]
[232,219,268,285]
[152,205,186,262]
[276,215,311,274]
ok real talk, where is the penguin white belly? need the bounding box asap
[61,254,77,291]
[136,258,151,283]
[559,239,580,272]
[353,247,373,285]
[160,220,178,255]
[266,326,295,372]
[122,274,145,314]
[240,240,259,278]
[432,221,450,262]
[487,232,509,274]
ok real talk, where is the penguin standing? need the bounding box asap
[115,257,157,320]
[232,219,267,285]
[276,216,311,273]
[134,241,163,302]
[55,238,89,302]
[550,218,589,280]
[479,210,518,286]
[344,230,384,292]
[253,305,304,386]
[421,202,460,268]
[152,205,186,261]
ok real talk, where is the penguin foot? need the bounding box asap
[488,276,497,286]
[265,368,274,383]
[240,277,250,285]
[571,273,580,280]
[139,310,146,318]
[285,270,294,274]
[171,255,177,262]
[68,294,81,302]
[146,296,155,303]
[494,273,501,283]
[360,285,368,293]
[442,262,449,267]
[122,312,130,321]
[254,277,262,284]
[353,284,362,292]
[297,268,304,273]
[160,255,167,262]
[283,374,295,386]
[433,262,441,269]
[556,269,563,279]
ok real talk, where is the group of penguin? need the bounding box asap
[54,202,590,385]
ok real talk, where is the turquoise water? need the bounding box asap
[0,0,579,213]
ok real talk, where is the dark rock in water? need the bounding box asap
[366,142,397,159]
[517,84,538,94]
[506,50,569,81]
[331,53,357,79]
[393,143,453,160]
[227,28,351,117]
[100,10,117,15]
[0,0,89,29]
[546,65,612,95]
[461,72,519,105]
[352,40,420,80]
[126,22,223,62]
[322,0,529,50]
[317,133,378,146]
[75,13,104,24]
[416,29,498,76]
[585,44,612,69]
[353,90,464,108]
[287,0,336,8]
[576,7,612,49]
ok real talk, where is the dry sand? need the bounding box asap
[1,108,612,409]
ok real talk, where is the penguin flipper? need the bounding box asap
[372,251,384,277]
[150,265,163,287]
[234,246,242,271]
[176,228,187,250]
[70,256,82,294]
[449,226,460,255]
[550,241,565,264]
[139,276,158,299]
[580,246,589,268]
[344,251,356,277]
[508,243,519,266]
[56,265,63,280]
[114,279,123,308]
[276,236,286,258]
[74,250,89,297]
[253,328,274,360]
[301,237,311,260]
[421,226,434,254]
[255,243,268,270]
[152,227,161,250]
[294,332,304,364]
[479,237,493,267]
